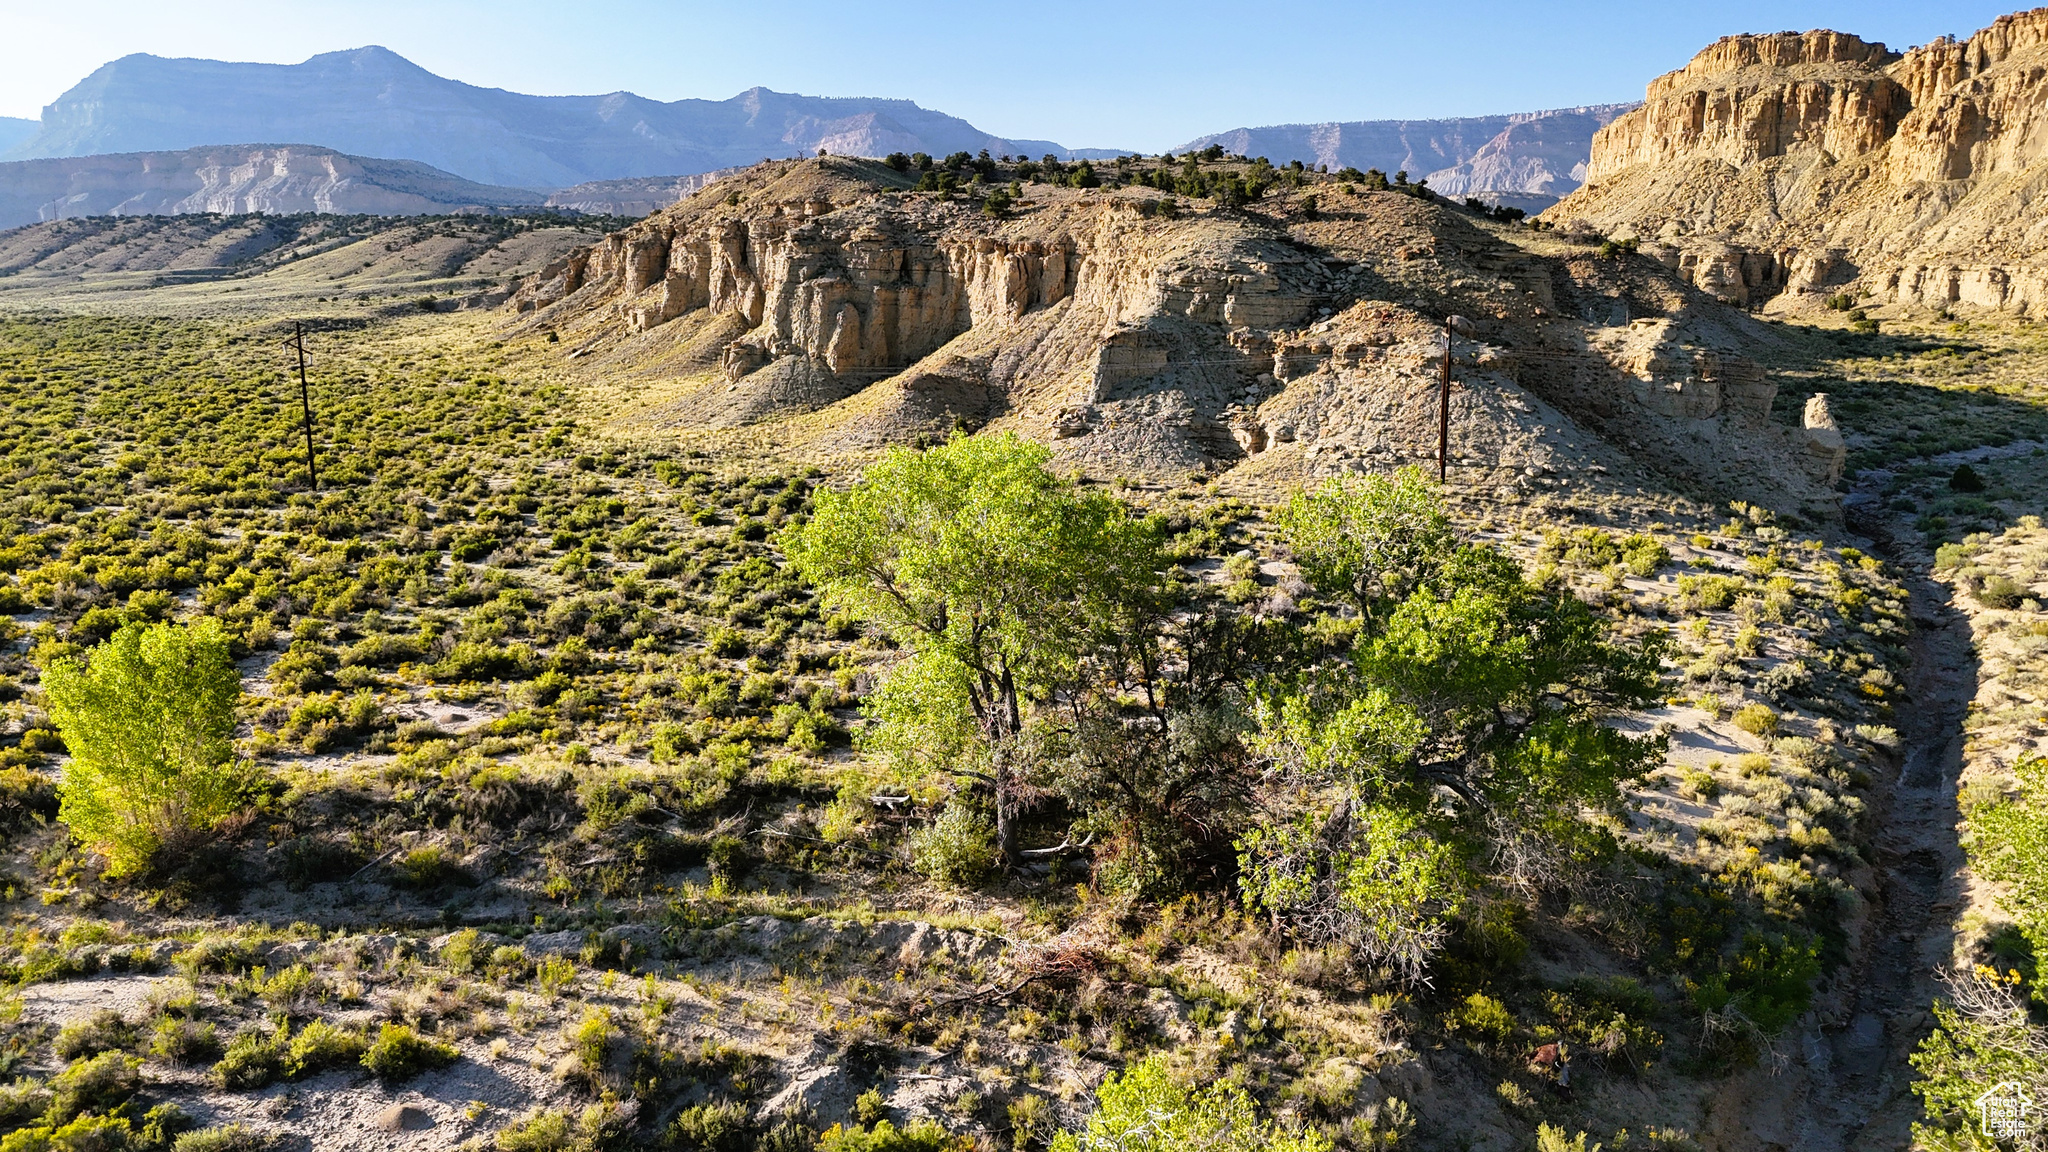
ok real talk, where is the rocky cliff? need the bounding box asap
[511,157,1845,516]
[1551,9,2048,314]
[0,144,545,229]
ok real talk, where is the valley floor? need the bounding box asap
[0,275,2035,1152]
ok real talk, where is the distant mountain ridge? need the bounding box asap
[1176,104,1637,210]
[0,144,547,230]
[3,47,1112,190]
[0,119,35,153]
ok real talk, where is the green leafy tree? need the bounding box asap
[1050,1055,1331,1152]
[41,619,251,876]
[1239,473,1664,977]
[780,433,1163,865]
[1272,467,1455,622]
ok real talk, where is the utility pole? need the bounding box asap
[286,321,318,491]
[1439,314,1474,483]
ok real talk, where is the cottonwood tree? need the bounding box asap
[41,619,252,876]
[1240,470,1666,979]
[780,432,1164,866]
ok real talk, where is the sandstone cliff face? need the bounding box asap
[512,157,1842,516]
[1552,9,2048,314]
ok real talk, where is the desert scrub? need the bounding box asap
[212,1028,287,1089]
[284,1020,367,1077]
[909,802,997,887]
[53,1010,134,1061]
[361,1023,458,1081]
[173,1124,269,1152]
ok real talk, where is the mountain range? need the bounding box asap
[0,47,1111,190]
[0,46,1631,224]
[1175,104,1636,209]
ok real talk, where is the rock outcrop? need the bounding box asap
[0,144,544,229]
[513,157,1845,516]
[1551,9,2048,314]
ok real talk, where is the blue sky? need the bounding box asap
[0,0,2018,150]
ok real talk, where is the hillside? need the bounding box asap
[3,47,1109,190]
[0,212,618,314]
[1177,104,1637,211]
[0,145,547,230]
[510,155,1845,521]
[1550,9,2048,315]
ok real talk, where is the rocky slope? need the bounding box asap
[511,156,1847,519]
[5,47,1109,190]
[1176,105,1637,210]
[0,144,547,229]
[1550,9,2048,314]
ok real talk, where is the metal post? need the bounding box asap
[289,321,317,491]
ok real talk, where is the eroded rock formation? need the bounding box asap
[512,157,1845,516]
[1552,8,2048,314]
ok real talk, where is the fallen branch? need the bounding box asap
[754,826,894,861]
[1018,831,1094,858]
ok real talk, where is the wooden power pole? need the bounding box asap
[287,321,318,491]
[1439,314,1474,483]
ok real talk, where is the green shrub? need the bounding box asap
[816,1119,972,1152]
[212,1029,285,1089]
[535,956,576,997]
[663,1102,754,1152]
[173,1124,269,1152]
[149,1016,219,1066]
[360,1023,458,1082]
[6,1114,136,1152]
[440,928,482,974]
[909,802,996,887]
[53,1010,134,1061]
[1449,992,1515,1044]
[495,1111,575,1152]
[284,1020,366,1078]
[138,1103,195,1149]
[392,845,469,889]
[39,619,252,876]
[1535,1126,1598,1152]
[1976,573,2027,609]
[1732,704,1780,738]
[1048,1055,1330,1151]
[45,1051,142,1124]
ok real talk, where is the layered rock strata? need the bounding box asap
[513,157,1844,515]
[1552,9,2048,314]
